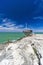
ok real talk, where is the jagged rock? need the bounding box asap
[23,30,33,36]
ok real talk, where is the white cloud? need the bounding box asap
[1,23,43,32]
[2,22,16,28]
[1,18,16,28]
[2,18,12,23]
[33,27,43,32]
[33,29,43,32]
[33,16,43,20]
[0,18,25,32]
[3,18,7,22]
[0,25,25,32]
[15,25,24,29]
[0,23,31,32]
[0,18,33,32]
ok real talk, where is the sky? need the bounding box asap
[0,0,43,32]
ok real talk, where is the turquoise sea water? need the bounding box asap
[0,32,25,43]
[0,32,43,43]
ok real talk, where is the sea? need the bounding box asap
[0,32,43,44]
[0,32,25,43]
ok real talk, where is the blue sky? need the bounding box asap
[0,0,43,32]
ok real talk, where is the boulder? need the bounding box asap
[23,30,33,36]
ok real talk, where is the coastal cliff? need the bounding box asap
[0,34,43,65]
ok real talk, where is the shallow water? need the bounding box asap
[0,32,25,43]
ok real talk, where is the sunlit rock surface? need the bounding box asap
[0,34,43,65]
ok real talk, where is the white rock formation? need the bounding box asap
[0,34,43,65]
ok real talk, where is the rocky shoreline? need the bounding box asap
[0,34,43,65]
